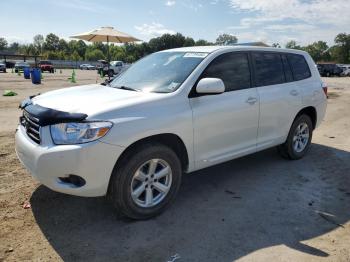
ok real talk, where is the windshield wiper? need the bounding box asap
[115,85,140,92]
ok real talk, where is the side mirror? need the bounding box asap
[196,78,225,94]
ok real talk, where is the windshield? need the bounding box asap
[110,51,207,93]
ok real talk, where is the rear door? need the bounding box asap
[253,52,302,149]
[190,52,259,169]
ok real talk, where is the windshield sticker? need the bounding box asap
[183,52,208,58]
[167,82,180,91]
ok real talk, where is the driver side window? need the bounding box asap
[201,52,251,92]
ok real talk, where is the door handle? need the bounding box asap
[246,97,258,105]
[290,90,299,96]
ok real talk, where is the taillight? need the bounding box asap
[321,82,328,98]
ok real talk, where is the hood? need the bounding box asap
[32,84,160,116]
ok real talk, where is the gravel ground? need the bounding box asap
[0,70,349,262]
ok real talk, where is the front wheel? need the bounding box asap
[277,114,313,160]
[108,143,182,220]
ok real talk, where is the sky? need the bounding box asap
[1,0,349,46]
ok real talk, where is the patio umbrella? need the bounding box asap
[70,26,141,78]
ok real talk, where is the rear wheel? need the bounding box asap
[277,114,313,160]
[108,143,182,220]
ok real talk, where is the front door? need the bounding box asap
[190,52,259,170]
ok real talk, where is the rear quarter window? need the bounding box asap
[287,54,311,81]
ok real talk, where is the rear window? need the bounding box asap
[287,54,311,81]
[253,52,285,87]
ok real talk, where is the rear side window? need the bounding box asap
[253,52,285,86]
[287,54,311,81]
[201,52,251,92]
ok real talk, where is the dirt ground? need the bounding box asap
[0,70,349,262]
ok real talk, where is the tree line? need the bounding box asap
[0,32,349,64]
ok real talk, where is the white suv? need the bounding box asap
[15,46,327,219]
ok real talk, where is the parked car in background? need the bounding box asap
[4,61,15,68]
[317,63,343,77]
[340,65,350,76]
[98,60,128,77]
[14,62,30,73]
[80,64,96,70]
[16,46,327,219]
[0,63,6,73]
[39,60,54,73]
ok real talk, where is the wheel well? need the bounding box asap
[296,106,317,129]
[116,134,189,171]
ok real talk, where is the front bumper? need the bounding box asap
[15,125,124,197]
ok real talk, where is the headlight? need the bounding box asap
[50,122,112,145]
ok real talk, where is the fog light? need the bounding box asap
[58,175,86,187]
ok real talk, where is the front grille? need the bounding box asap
[21,111,41,144]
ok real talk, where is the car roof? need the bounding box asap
[160,45,308,56]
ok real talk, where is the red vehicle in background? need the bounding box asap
[39,60,54,73]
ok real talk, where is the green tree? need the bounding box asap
[70,50,82,61]
[149,33,187,52]
[195,39,213,46]
[0,37,8,50]
[334,33,350,63]
[44,33,60,51]
[33,34,44,54]
[303,41,330,62]
[184,37,195,47]
[76,40,87,58]
[215,34,238,45]
[68,40,87,58]
[110,45,127,61]
[21,44,39,56]
[85,49,105,61]
[272,43,281,48]
[285,40,302,50]
[58,39,69,53]
[46,51,63,60]
[8,42,19,52]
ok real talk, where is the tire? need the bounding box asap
[277,114,313,160]
[108,143,182,220]
[108,69,114,77]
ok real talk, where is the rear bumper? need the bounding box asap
[15,125,125,197]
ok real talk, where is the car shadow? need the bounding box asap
[30,143,350,262]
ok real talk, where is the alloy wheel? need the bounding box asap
[130,159,172,208]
